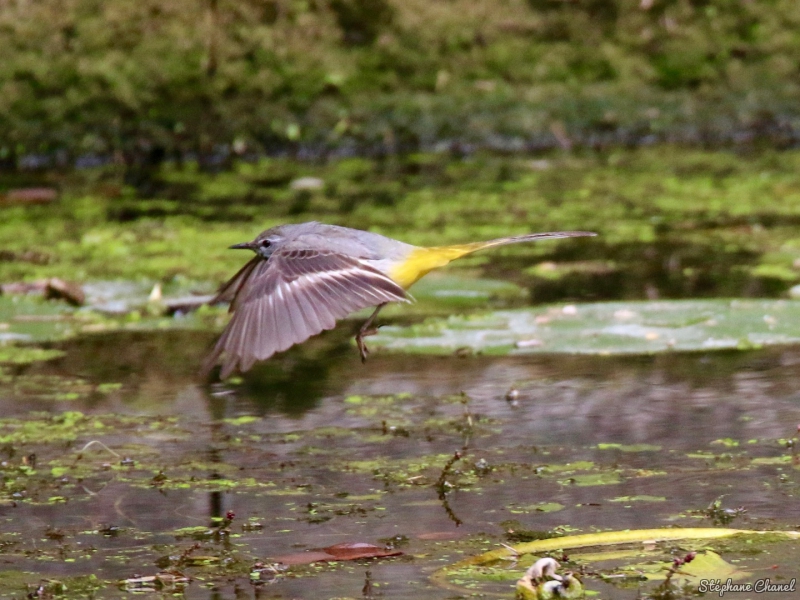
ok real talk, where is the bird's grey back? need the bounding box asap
[272,222,416,261]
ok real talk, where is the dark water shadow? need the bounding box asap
[496,239,785,303]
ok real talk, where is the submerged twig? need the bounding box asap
[436,450,464,527]
[78,440,121,459]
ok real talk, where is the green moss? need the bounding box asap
[1,148,800,310]
[597,443,661,452]
[0,346,66,364]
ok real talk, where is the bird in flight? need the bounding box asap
[204,222,595,378]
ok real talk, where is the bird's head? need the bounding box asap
[229,227,286,259]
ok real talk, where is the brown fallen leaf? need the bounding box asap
[323,542,402,560]
[273,542,403,566]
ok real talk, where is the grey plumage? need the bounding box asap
[204,244,408,379]
[204,221,596,377]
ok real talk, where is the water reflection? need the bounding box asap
[506,239,785,303]
[2,331,800,598]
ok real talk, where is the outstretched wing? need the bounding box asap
[210,256,260,311]
[204,248,409,378]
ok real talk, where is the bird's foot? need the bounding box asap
[355,327,379,363]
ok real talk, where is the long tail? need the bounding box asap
[446,231,597,255]
[391,231,596,288]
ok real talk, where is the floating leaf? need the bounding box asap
[608,495,666,503]
[431,528,800,597]
[373,299,800,356]
[273,542,403,566]
[622,550,748,583]
[507,502,565,514]
[597,443,661,452]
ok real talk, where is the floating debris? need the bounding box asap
[272,542,403,566]
[44,278,85,306]
[515,557,583,600]
[119,571,190,592]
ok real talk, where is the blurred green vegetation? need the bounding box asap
[1,0,800,163]
[3,147,800,302]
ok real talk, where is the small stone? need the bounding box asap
[289,177,324,191]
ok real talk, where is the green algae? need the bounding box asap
[609,495,667,503]
[0,411,98,444]
[597,443,661,452]
[561,472,623,487]
[507,502,565,515]
[1,148,800,304]
[222,415,260,426]
[9,374,97,402]
[0,384,796,600]
[0,346,66,364]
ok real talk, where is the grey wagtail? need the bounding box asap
[204,222,595,378]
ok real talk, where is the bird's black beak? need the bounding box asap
[229,242,254,250]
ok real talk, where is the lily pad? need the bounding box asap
[0,295,75,343]
[372,299,800,356]
[622,550,748,583]
[507,502,565,514]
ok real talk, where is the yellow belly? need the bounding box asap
[388,244,478,289]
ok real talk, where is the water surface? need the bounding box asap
[1,331,799,598]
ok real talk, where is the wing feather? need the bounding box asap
[292,286,323,334]
[210,256,261,312]
[204,248,408,377]
[303,285,339,328]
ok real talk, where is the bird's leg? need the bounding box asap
[356,303,387,363]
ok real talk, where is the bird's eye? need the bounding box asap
[260,240,271,248]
